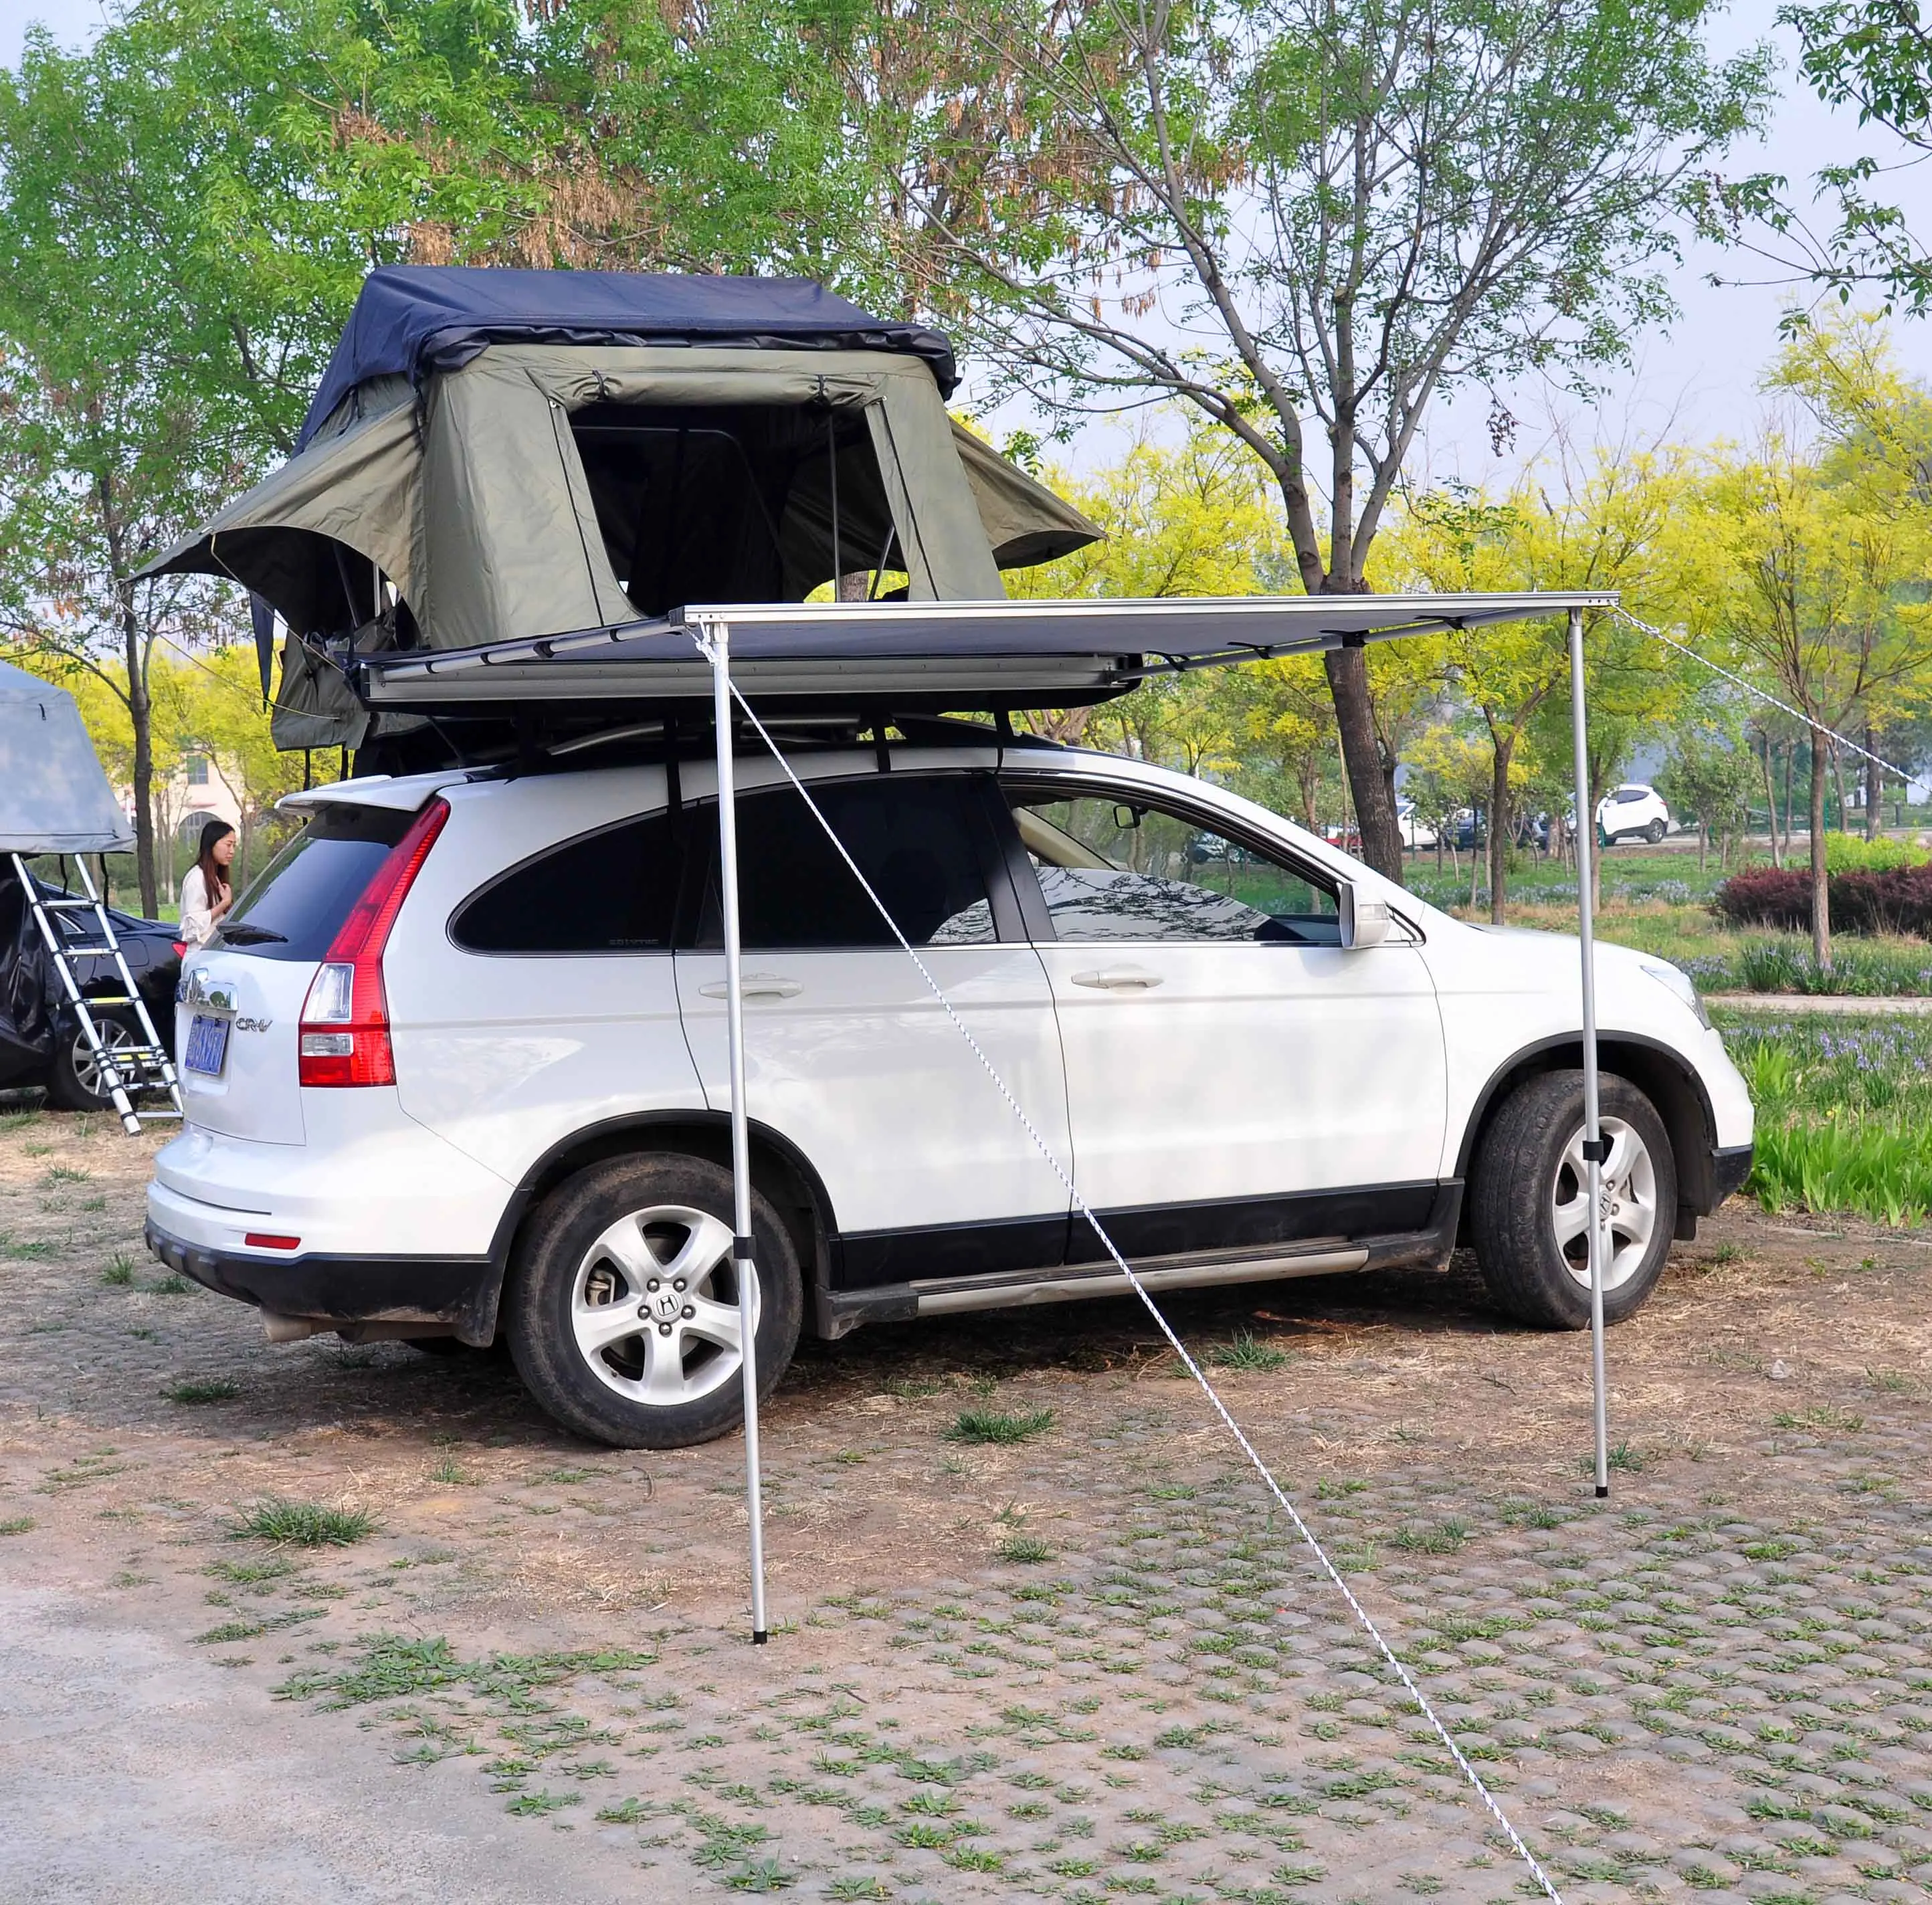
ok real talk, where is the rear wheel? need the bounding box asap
[506,1153,801,1449]
[1470,1071,1676,1329]
[47,1008,143,1112]
[1644,818,1666,843]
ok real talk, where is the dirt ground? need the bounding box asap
[4,1107,1931,1905]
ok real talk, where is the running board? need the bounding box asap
[912,1241,1368,1315]
[816,1237,1374,1337]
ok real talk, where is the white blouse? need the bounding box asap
[179,865,227,948]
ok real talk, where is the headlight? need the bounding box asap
[1641,959,1711,1030]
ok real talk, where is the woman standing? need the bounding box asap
[179,819,236,948]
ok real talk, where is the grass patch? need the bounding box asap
[947,1406,1054,1445]
[100,1256,134,1286]
[231,1498,375,1547]
[1208,1330,1289,1372]
[165,1378,240,1405]
[0,1514,33,1535]
[273,1631,658,1709]
[1390,1518,1470,1555]
[144,1273,194,1295]
[997,1533,1054,1564]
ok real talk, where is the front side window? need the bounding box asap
[1007,789,1341,945]
[689,777,997,950]
[452,812,678,954]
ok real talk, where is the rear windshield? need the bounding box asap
[214,804,413,961]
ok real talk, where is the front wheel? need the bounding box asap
[505,1153,802,1449]
[1470,1071,1677,1329]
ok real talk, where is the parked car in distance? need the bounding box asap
[147,734,1753,1451]
[0,866,181,1111]
[1398,802,1437,849]
[1597,783,1672,845]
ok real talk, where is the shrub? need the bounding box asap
[1714,864,1932,938]
[1821,831,1929,874]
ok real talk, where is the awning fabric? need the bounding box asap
[359,592,1620,712]
[0,662,136,854]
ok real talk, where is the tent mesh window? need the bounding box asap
[569,401,891,615]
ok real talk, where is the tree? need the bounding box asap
[878,0,1773,881]
[1658,716,1759,871]
[1377,443,1699,917]
[1706,1,1932,317]
[1688,326,1932,965]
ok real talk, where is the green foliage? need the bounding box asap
[1820,831,1930,873]
[1717,1009,1932,1224]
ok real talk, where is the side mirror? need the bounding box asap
[1337,878,1392,950]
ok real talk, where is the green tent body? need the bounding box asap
[139,274,1098,754]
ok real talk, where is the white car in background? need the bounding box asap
[1597,783,1673,845]
[1398,802,1438,849]
[145,733,1753,1450]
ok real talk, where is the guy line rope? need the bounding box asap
[696,633,1569,1905]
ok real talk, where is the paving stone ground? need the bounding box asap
[2,1100,1930,1903]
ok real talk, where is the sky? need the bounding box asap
[2,0,1928,486]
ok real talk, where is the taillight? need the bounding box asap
[298,797,448,1088]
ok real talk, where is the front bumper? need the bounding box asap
[1711,1142,1754,1207]
[145,1218,498,1342]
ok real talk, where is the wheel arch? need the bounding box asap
[1454,1033,1717,1232]
[463,1112,837,1348]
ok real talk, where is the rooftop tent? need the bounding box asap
[134,268,1100,752]
[0,662,134,855]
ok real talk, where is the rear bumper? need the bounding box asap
[1711,1142,1754,1207]
[145,1216,498,1342]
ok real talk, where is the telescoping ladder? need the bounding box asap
[11,854,182,1135]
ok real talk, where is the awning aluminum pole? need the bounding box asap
[704,615,771,1640]
[1567,605,1612,1498]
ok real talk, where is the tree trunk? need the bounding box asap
[1831,740,1848,843]
[1488,739,1513,926]
[1698,822,1707,874]
[1758,734,1781,868]
[1808,724,1830,971]
[120,599,158,918]
[1322,641,1402,884]
[1781,742,1795,862]
[1865,726,1882,841]
[1469,809,1483,910]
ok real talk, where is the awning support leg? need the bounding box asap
[705,616,771,1641]
[1567,605,1611,1499]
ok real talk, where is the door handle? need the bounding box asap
[1070,967,1164,991]
[698,974,803,1001]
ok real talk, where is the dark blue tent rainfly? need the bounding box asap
[297,266,960,447]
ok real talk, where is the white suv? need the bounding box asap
[1597,783,1673,845]
[147,736,1753,1449]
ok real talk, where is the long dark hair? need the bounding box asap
[195,819,235,899]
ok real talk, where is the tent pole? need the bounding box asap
[1567,606,1610,1499]
[706,616,771,1641]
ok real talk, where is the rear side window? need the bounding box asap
[452,812,678,954]
[217,803,413,961]
[688,777,997,950]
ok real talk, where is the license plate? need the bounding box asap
[184,1013,230,1078]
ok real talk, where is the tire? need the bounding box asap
[505,1152,802,1449]
[1644,818,1666,843]
[1470,1071,1678,1330]
[46,1007,144,1113]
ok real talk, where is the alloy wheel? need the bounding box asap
[569,1204,756,1407]
[1551,1116,1657,1292]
